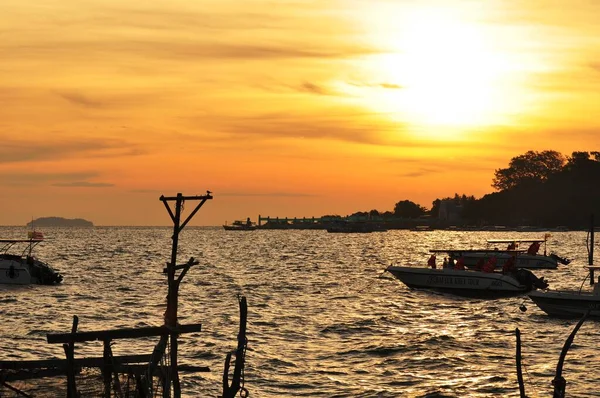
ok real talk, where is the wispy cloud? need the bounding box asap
[58,92,105,108]
[297,82,332,96]
[201,111,406,146]
[0,171,111,187]
[52,181,114,187]
[219,191,318,197]
[398,168,442,178]
[0,137,143,164]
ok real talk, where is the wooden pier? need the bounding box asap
[0,192,249,398]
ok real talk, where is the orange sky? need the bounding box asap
[1,0,600,226]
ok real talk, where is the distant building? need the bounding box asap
[438,200,463,223]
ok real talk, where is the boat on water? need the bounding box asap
[326,220,387,233]
[386,265,548,299]
[528,269,600,317]
[528,216,598,317]
[0,233,63,285]
[431,235,570,270]
[223,218,257,231]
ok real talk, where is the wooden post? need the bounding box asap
[515,328,526,398]
[159,192,212,398]
[103,340,112,398]
[64,315,78,398]
[590,214,595,285]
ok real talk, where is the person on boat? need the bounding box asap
[442,257,449,268]
[474,257,485,271]
[502,255,517,275]
[482,256,497,273]
[427,254,437,269]
[453,256,465,270]
[507,241,516,250]
[246,217,252,226]
[527,241,541,255]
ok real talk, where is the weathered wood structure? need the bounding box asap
[0,192,249,397]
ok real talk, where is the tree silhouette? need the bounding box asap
[492,150,564,191]
[394,200,426,218]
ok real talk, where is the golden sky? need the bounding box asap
[1,0,600,226]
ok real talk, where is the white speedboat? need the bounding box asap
[528,217,597,317]
[528,277,600,318]
[431,236,570,270]
[0,236,63,285]
[386,266,548,298]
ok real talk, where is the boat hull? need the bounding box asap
[0,257,63,285]
[386,266,532,298]
[0,263,33,284]
[222,225,257,231]
[528,290,600,318]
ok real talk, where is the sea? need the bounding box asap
[1,226,599,397]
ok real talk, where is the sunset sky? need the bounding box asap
[1,0,600,226]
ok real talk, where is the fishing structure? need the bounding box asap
[0,192,249,397]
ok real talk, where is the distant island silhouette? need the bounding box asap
[27,217,94,227]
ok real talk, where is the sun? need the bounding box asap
[356,6,523,136]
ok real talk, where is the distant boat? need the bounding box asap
[326,221,386,233]
[410,225,433,231]
[0,234,63,285]
[223,219,257,231]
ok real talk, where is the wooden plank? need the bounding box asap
[0,354,154,371]
[47,323,202,344]
[0,361,207,382]
[119,364,210,374]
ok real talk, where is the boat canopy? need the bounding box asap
[430,248,526,253]
[487,238,546,243]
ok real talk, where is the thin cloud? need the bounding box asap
[0,171,106,187]
[219,191,318,197]
[347,81,403,89]
[205,111,406,146]
[0,137,143,164]
[399,168,441,178]
[298,82,332,95]
[58,92,105,108]
[52,181,115,187]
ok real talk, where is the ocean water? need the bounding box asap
[0,227,599,397]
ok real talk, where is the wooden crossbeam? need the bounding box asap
[47,323,202,344]
[0,354,153,371]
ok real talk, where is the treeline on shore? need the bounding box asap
[342,150,600,230]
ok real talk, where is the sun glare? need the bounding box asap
[358,6,523,137]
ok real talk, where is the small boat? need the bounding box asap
[223,219,257,231]
[431,235,570,270]
[528,216,598,317]
[0,234,63,285]
[326,221,386,233]
[528,270,600,318]
[386,266,548,298]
